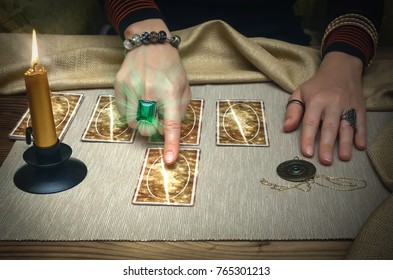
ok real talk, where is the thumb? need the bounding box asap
[283,88,304,132]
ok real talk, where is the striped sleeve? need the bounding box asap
[103,0,163,39]
[322,0,384,69]
[322,24,375,68]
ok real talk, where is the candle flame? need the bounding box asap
[31,29,39,68]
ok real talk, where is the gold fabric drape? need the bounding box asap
[1,20,393,108]
[0,21,321,94]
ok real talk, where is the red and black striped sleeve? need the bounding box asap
[102,0,163,39]
[323,25,375,68]
[322,0,384,68]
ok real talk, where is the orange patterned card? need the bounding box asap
[216,100,269,146]
[9,92,84,141]
[82,95,136,143]
[148,99,204,146]
[132,148,200,206]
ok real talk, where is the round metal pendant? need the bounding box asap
[276,157,316,182]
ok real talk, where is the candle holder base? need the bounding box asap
[13,140,87,194]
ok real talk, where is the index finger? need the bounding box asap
[163,102,181,165]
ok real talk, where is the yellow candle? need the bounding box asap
[24,29,57,148]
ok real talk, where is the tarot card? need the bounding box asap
[132,148,200,206]
[9,92,84,141]
[216,100,269,146]
[148,99,204,145]
[82,95,135,143]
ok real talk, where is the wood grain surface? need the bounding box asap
[0,94,28,166]
[0,240,352,260]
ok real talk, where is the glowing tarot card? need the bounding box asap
[216,100,269,146]
[9,92,84,141]
[82,95,136,143]
[148,99,204,145]
[132,148,200,206]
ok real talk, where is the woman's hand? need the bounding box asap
[283,51,367,165]
[115,19,191,165]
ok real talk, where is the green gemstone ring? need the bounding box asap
[136,99,157,123]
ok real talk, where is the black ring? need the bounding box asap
[286,99,305,111]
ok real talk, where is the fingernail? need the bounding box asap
[342,148,351,159]
[165,150,175,164]
[359,139,367,149]
[305,145,313,157]
[283,118,292,131]
[322,152,332,164]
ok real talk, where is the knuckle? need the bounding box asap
[139,127,154,136]
[165,142,178,151]
[324,121,338,131]
[303,118,319,129]
[165,119,181,131]
[306,97,323,108]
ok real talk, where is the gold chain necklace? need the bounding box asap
[260,157,367,192]
[260,174,367,192]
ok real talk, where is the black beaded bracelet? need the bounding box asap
[123,31,181,52]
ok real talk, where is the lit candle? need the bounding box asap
[24,29,57,148]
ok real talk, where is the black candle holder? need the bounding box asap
[13,128,87,194]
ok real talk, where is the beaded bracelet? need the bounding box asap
[123,31,181,53]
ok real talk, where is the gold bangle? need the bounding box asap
[331,13,376,32]
[323,13,378,42]
[325,18,378,43]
